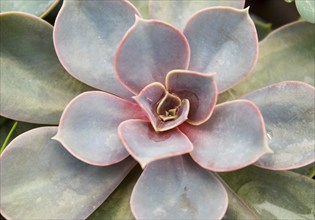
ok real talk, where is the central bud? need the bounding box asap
[133,82,190,132]
[156,92,181,122]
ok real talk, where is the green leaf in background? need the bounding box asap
[88,166,142,220]
[220,166,315,219]
[220,175,260,220]
[219,20,315,102]
[0,121,18,153]
[296,0,315,24]
[253,18,272,41]
[130,0,149,19]
[0,12,92,124]
[0,0,59,18]
[292,163,315,178]
[1,127,137,219]
[0,117,42,153]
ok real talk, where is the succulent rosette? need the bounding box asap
[1,1,314,219]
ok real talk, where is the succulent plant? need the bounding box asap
[0,0,59,17]
[285,0,315,24]
[0,1,314,219]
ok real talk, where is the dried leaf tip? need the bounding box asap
[242,6,250,15]
[134,14,144,24]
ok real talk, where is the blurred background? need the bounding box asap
[245,0,300,28]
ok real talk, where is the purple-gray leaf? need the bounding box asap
[118,119,193,168]
[53,91,145,166]
[0,127,136,219]
[184,7,258,93]
[166,70,218,125]
[242,81,315,170]
[131,156,228,219]
[133,83,190,132]
[149,0,245,30]
[115,16,190,94]
[180,100,271,172]
[0,12,91,124]
[54,0,139,99]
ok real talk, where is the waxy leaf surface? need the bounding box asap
[119,119,193,168]
[149,0,245,29]
[291,163,315,177]
[166,70,217,125]
[54,0,139,99]
[133,83,190,132]
[220,166,315,219]
[130,0,149,18]
[88,166,142,220]
[115,17,190,94]
[0,0,58,17]
[54,92,145,166]
[220,21,315,102]
[0,12,91,124]
[242,82,315,170]
[295,0,315,23]
[131,156,228,219]
[0,127,136,219]
[184,7,258,92]
[180,100,270,172]
[221,176,260,220]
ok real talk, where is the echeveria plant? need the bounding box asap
[290,0,315,24]
[0,1,314,219]
[0,0,59,17]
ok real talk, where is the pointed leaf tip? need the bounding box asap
[55,91,144,166]
[0,12,91,124]
[166,70,218,125]
[54,0,139,99]
[242,81,315,170]
[243,6,250,13]
[180,100,270,172]
[184,7,258,93]
[118,119,193,168]
[115,18,190,94]
[149,0,245,29]
[130,156,228,219]
[133,82,190,132]
[1,127,136,219]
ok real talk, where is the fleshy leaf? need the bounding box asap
[149,0,245,29]
[133,83,190,132]
[221,175,260,220]
[156,92,181,117]
[220,166,315,219]
[242,81,315,170]
[295,0,315,24]
[180,100,271,172]
[53,0,139,99]
[0,0,59,17]
[0,127,136,219]
[130,0,149,19]
[53,91,145,166]
[115,17,190,94]
[184,7,258,93]
[88,166,142,220]
[131,156,228,219]
[118,119,193,168]
[166,70,218,125]
[0,12,91,124]
[291,163,315,178]
[219,21,315,102]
